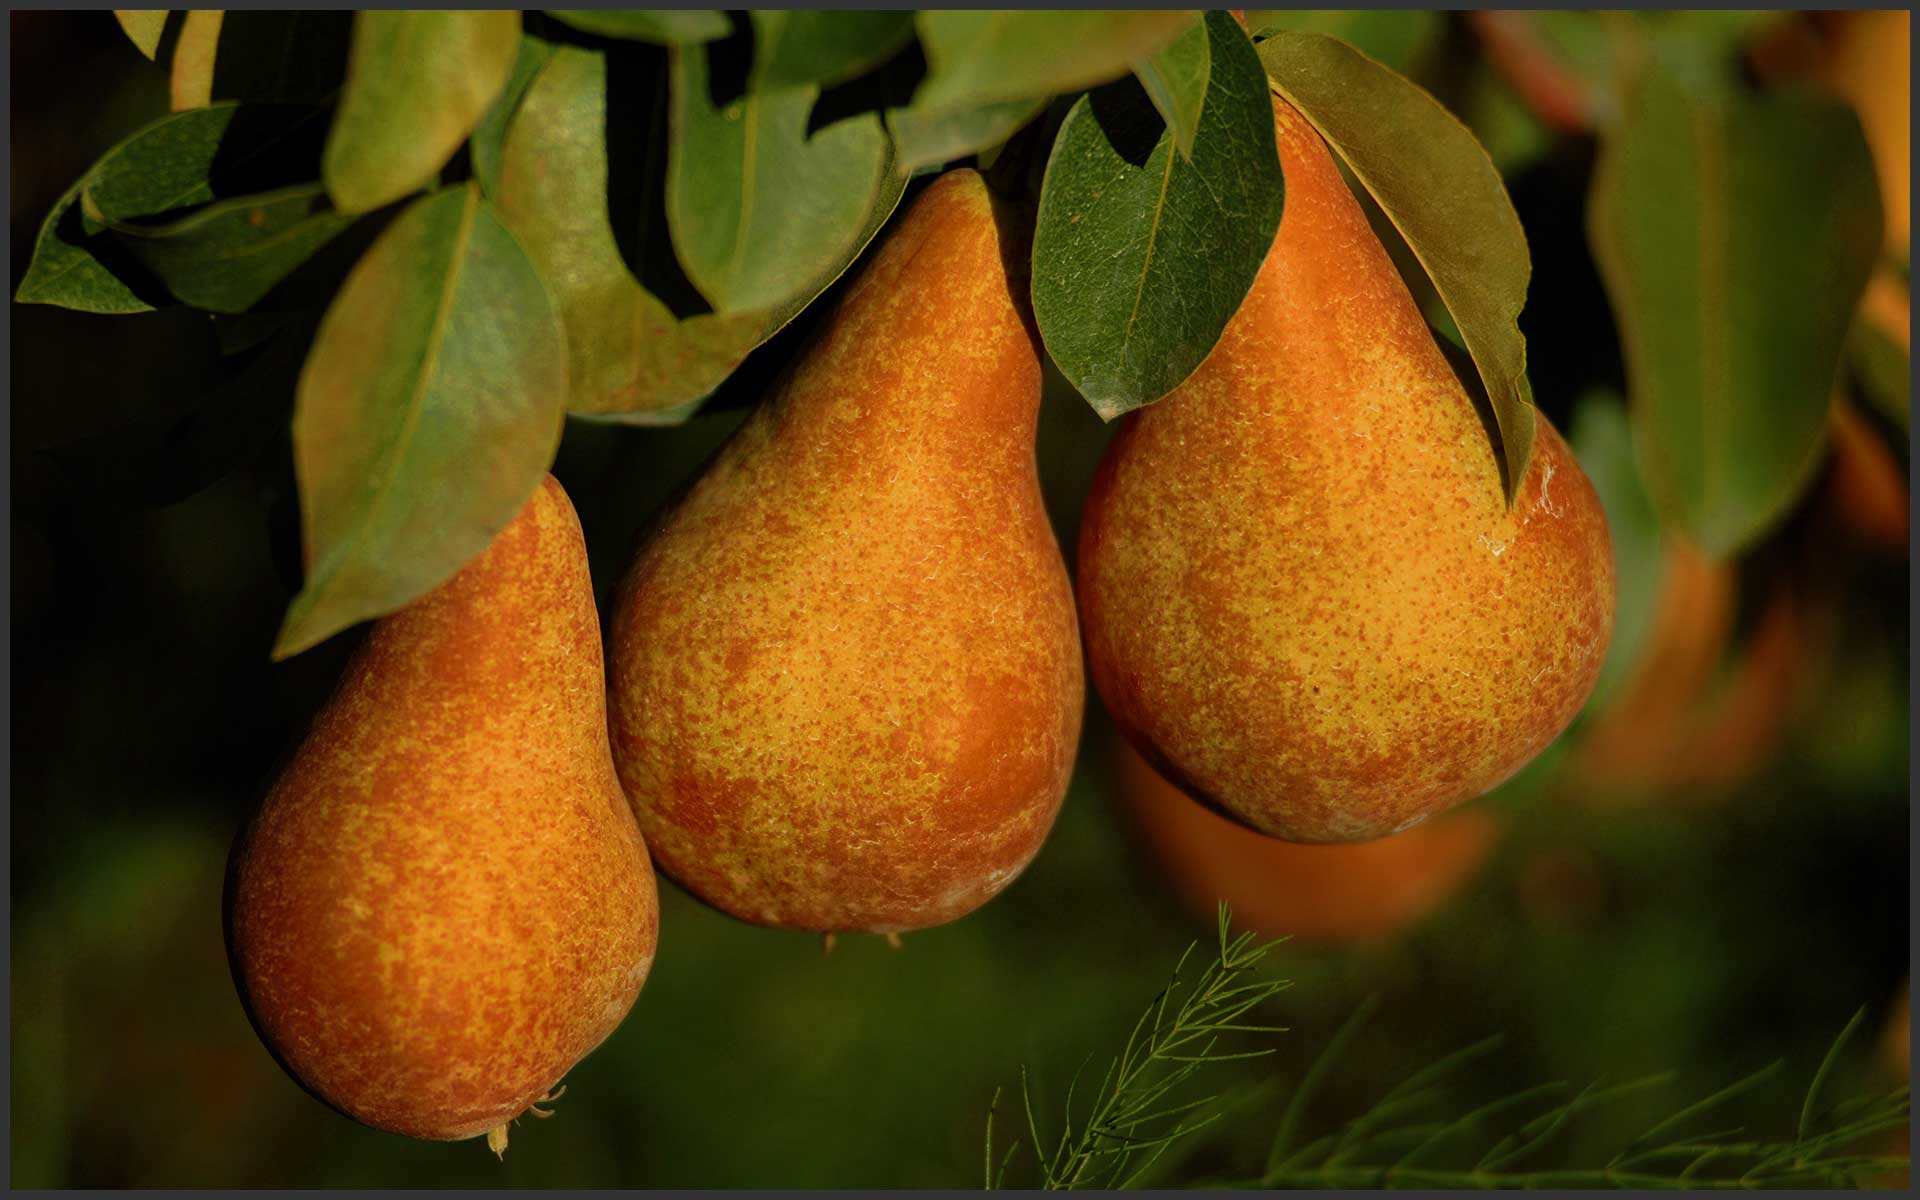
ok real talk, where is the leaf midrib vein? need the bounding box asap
[725,95,761,302]
[1119,147,1179,362]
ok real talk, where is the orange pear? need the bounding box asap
[1078,97,1614,843]
[227,476,658,1148]
[607,169,1083,933]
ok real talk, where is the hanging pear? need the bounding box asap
[227,476,659,1148]
[1077,97,1614,843]
[607,168,1083,934]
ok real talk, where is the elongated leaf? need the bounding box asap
[15,102,325,314]
[1259,30,1539,497]
[277,184,566,658]
[322,10,520,215]
[886,94,1048,175]
[87,183,352,314]
[666,39,888,314]
[170,10,223,111]
[114,9,169,59]
[1033,11,1284,418]
[470,32,555,198]
[548,9,730,44]
[749,10,914,92]
[496,46,905,417]
[914,10,1197,113]
[1588,64,1882,557]
[1134,19,1210,160]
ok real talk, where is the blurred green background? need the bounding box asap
[10,9,1909,1188]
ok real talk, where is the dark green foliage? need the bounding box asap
[1031,11,1284,419]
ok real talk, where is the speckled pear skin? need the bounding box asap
[1077,97,1614,844]
[226,476,659,1142]
[607,169,1084,933]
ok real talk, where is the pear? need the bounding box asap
[1077,96,1615,843]
[607,168,1083,933]
[227,476,658,1148]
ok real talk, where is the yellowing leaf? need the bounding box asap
[170,10,222,111]
[322,10,520,215]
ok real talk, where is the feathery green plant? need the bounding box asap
[988,907,1911,1190]
[985,905,1292,1189]
[1253,1003,1909,1189]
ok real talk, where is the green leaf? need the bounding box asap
[1568,392,1665,714]
[495,45,906,418]
[748,10,914,93]
[1259,30,1539,498]
[1246,10,1441,73]
[276,184,566,658]
[87,183,352,314]
[666,38,888,314]
[1133,19,1210,160]
[470,32,556,198]
[1033,11,1284,419]
[1587,63,1883,558]
[15,175,156,314]
[913,10,1197,114]
[113,9,169,60]
[547,10,729,45]
[322,10,521,215]
[15,102,326,314]
[885,95,1049,176]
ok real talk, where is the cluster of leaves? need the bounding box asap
[18,9,1543,659]
[990,909,1911,1190]
[18,12,1900,667]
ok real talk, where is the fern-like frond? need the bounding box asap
[1256,1003,1909,1190]
[984,910,1910,1191]
[985,903,1291,1190]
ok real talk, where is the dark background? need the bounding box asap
[10,10,1909,1188]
